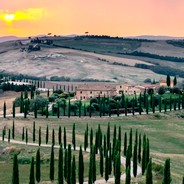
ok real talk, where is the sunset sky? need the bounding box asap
[0,0,184,37]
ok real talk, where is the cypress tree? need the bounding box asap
[129,128,132,157]
[57,102,60,118]
[13,101,15,118]
[125,98,128,116]
[12,154,19,184]
[36,149,41,183]
[108,143,112,175]
[92,145,96,182]
[24,100,27,118]
[118,126,121,151]
[46,125,49,144]
[3,101,6,118]
[22,127,24,141]
[115,153,121,184]
[100,146,104,177]
[50,145,54,181]
[139,93,142,115]
[58,145,63,184]
[52,129,55,146]
[58,126,62,145]
[182,176,184,184]
[2,129,5,141]
[38,126,41,146]
[86,124,89,148]
[146,95,149,114]
[146,138,150,168]
[105,148,109,182]
[26,128,28,144]
[90,128,93,147]
[64,127,67,149]
[84,130,87,151]
[138,133,142,164]
[146,158,152,184]
[12,120,15,139]
[135,129,138,147]
[173,76,177,86]
[125,166,131,184]
[78,100,81,117]
[78,146,84,184]
[142,135,146,175]
[133,143,137,177]
[33,121,35,143]
[72,123,76,150]
[132,98,135,115]
[159,96,162,112]
[64,149,68,180]
[103,135,106,157]
[20,92,23,113]
[167,75,171,87]
[34,102,37,118]
[8,129,11,143]
[95,131,98,154]
[68,98,71,118]
[67,144,72,184]
[46,104,49,118]
[29,157,35,184]
[126,145,131,171]
[71,155,76,184]
[124,132,127,156]
[170,95,172,111]
[88,146,93,184]
[84,104,87,116]
[163,158,172,184]
[107,122,110,150]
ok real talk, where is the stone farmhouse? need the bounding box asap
[75,84,116,100]
[159,79,174,88]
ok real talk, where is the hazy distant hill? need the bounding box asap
[0,36,22,43]
[127,35,184,40]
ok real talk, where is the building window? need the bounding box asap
[80,96,82,100]
[120,85,122,88]
[100,91,102,94]
[90,96,92,98]
[90,91,92,94]
[80,91,82,94]
[83,96,85,99]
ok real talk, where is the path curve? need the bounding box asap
[0,137,142,183]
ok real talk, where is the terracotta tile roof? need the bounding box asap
[76,84,116,91]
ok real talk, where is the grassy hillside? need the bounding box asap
[0,110,184,183]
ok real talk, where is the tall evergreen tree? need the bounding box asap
[84,130,88,151]
[133,143,137,177]
[46,125,49,144]
[26,128,28,144]
[142,135,146,175]
[105,149,109,182]
[100,146,104,177]
[36,149,41,183]
[12,120,15,139]
[64,127,67,149]
[12,154,19,184]
[71,155,76,184]
[129,128,133,157]
[107,122,110,150]
[125,166,131,184]
[68,98,71,118]
[52,129,55,146]
[78,146,84,184]
[34,102,37,118]
[146,138,150,169]
[108,143,112,175]
[64,149,68,180]
[22,127,25,141]
[67,144,72,184]
[3,101,6,118]
[38,126,41,146]
[29,157,35,184]
[173,76,177,86]
[115,153,121,184]
[50,145,54,181]
[163,158,172,184]
[8,129,11,143]
[90,128,93,147]
[146,158,152,184]
[33,121,35,143]
[58,126,62,145]
[72,123,76,150]
[103,135,106,157]
[58,145,63,184]
[138,133,142,164]
[124,132,127,156]
[126,145,131,171]
[167,75,171,87]
[13,101,16,118]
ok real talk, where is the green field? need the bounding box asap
[0,110,184,183]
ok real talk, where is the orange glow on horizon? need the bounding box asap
[0,0,184,37]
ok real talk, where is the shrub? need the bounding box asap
[158,87,165,95]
